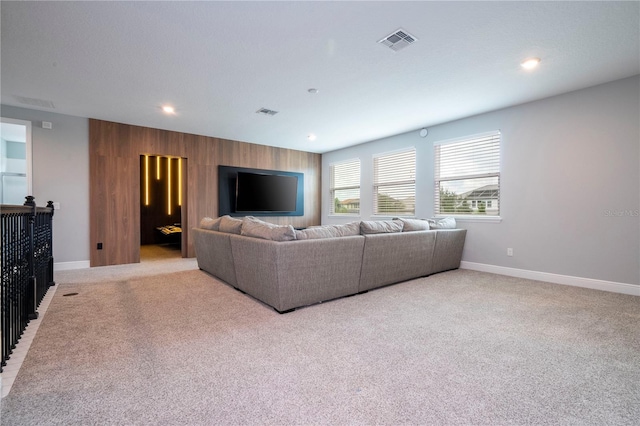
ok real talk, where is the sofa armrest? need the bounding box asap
[431,229,467,274]
[359,230,436,292]
[193,228,238,286]
[229,235,281,309]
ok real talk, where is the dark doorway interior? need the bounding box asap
[140,155,183,258]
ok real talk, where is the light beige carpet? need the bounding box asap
[1,267,638,425]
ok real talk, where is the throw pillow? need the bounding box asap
[336,221,361,236]
[295,227,340,240]
[200,216,222,231]
[359,220,404,234]
[297,221,361,240]
[296,222,362,240]
[428,217,457,229]
[219,215,243,234]
[241,216,296,241]
[397,218,430,232]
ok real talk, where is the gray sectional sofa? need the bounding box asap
[193,216,466,313]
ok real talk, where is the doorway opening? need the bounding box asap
[0,117,32,204]
[139,155,186,261]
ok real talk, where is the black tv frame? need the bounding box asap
[218,165,304,217]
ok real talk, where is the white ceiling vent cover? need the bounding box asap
[378,29,417,52]
[256,107,279,116]
[13,95,55,109]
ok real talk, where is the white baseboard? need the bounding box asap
[54,260,90,271]
[460,261,640,296]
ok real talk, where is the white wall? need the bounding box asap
[322,75,640,287]
[1,105,89,265]
[2,76,638,284]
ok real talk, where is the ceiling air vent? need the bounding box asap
[13,95,55,109]
[378,29,417,52]
[256,107,279,116]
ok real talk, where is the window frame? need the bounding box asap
[329,158,361,216]
[433,131,501,221]
[372,147,416,217]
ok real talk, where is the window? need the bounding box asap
[330,159,360,214]
[434,131,501,217]
[373,148,416,215]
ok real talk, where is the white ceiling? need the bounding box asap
[1,1,639,153]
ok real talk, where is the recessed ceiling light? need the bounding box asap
[520,57,541,70]
[307,88,319,94]
[308,134,317,141]
[162,105,175,114]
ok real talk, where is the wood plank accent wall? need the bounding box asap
[89,119,322,267]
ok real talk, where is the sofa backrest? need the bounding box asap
[230,233,365,312]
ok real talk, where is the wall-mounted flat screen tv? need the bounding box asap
[236,171,298,213]
[218,166,304,216]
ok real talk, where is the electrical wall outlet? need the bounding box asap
[507,248,513,257]
[97,243,103,250]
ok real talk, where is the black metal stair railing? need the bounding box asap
[1,196,55,372]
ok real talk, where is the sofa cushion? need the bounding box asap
[428,217,457,229]
[200,216,222,231]
[219,215,243,234]
[397,218,430,232]
[241,216,296,241]
[359,220,403,234]
[295,222,360,240]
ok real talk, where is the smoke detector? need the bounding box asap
[378,29,417,52]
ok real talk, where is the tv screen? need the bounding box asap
[235,171,298,213]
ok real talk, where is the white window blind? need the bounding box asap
[373,148,416,215]
[330,159,361,214]
[434,131,501,217]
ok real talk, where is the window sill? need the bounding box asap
[328,214,361,218]
[372,214,416,219]
[434,215,502,223]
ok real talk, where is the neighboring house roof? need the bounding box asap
[461,185,499,199]
[339,198,360,205]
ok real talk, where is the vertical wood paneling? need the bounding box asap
[90,119,322,267]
